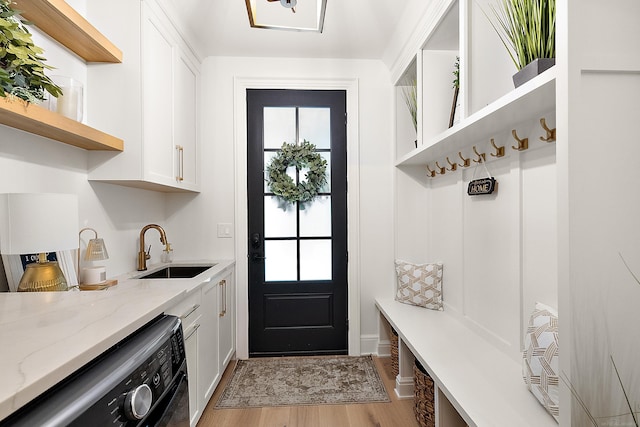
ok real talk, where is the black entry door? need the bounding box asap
[247,89,347,357]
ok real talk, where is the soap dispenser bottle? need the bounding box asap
[161,243,173,263]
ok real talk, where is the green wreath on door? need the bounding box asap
[266,140,327,204]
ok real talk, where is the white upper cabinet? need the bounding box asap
[174,52,199,188]
[86,0,201,192]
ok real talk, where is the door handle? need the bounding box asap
[250,253,266,262]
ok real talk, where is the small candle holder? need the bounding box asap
[49,75,83,122]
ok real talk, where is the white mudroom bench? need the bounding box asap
[375,297,557,427]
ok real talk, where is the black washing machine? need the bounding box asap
[1,315,189,427]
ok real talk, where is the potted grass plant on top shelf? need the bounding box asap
[487,0,556,88]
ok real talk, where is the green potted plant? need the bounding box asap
[487,0,556,87]
[399,72,417,148]
[0,0,61,102]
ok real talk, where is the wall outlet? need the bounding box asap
[217,223,233,238]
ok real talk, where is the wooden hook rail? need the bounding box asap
[511,129,529,151]
[490,138,505,158]
[539,118,556,142]
[472,146,486,163]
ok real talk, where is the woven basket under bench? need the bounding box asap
[390,327,399,378]
[414,359,436,427]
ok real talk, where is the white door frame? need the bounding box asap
[233,77,361,359]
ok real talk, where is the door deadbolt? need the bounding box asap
[251,233,262,249]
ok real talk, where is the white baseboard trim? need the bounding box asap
[395,375,414,399]
[360,334,380,355]
[377,339,391,357]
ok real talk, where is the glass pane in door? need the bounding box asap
[264,196,297,238]
[265,240,297,281]
[300,240,332,280]
[299,196,331,237]
[299,108,331,149]
[264,107,296,149]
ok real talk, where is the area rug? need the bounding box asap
[214,355,390,408]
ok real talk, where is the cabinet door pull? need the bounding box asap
[180,303,199,320]
[184,323,200,340]
[219,279,226,317]
[176,145,184,182]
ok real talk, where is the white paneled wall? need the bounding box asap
[556,1,640,424]
[395,115,557,363]
[462,156,520,356]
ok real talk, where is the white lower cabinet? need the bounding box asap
[166,268,235,426]
[165,289,202,425]
[183,316,201,426]
[217,272,235,375]
[198,278,220,406]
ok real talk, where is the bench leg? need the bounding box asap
[395,338,415,399]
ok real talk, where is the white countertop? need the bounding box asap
[0,259,234,420]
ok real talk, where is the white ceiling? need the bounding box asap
[156,0,419,61]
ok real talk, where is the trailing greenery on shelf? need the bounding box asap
[452,56,460,90]
[487,0,556,70]
[400,74,417,132]
[449,57,460,128]
[0,0,61,102]
[266,140,327,205]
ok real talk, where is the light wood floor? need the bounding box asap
[197,356,420,427]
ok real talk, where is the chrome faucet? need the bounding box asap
[137,224,169,271]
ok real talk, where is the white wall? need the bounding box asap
[166,56,395,356]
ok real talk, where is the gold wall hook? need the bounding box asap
[472,145,486,163]
[435,161,446,175]
[426,165,436,178]
[457,151,471,168]
[489,138,505,158]
[446,157,458,172]
[540,117,556,142]
[511,129,529,151]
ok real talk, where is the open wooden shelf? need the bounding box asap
[13,0,122,63]
[396,67,556,167]
[0,97,123,151]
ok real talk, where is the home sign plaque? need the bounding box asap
[467,178,496,196]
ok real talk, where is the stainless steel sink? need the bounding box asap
[136,264,215,279]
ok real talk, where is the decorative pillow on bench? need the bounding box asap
[523,302,559,423]
[394,260,443,310]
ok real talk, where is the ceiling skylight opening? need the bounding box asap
[245,0,327,32]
